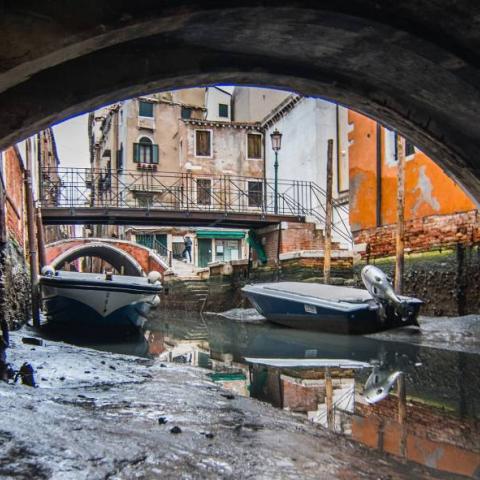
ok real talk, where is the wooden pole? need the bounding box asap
[394,133,405,294]
[397,373,406,424]
[25,139,40,327]
[325,368,334,430]
[397,372,407,457]
[323,139,334,284]
[35,207,46,268]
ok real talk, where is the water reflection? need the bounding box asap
[42,308,480,477]
[144,309,480,478]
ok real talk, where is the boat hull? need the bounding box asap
[242,283,422,334]
[40,272,161,332]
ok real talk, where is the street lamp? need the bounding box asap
[270,128,282,214]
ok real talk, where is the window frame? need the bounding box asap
[194,129,213,158]
[133,136,159,164]
[247,180,263,208]
[246,132,263,160]
[196,177,213,206]
[218,103,229,118]
[138,100,154,118]
[405,139,416,158]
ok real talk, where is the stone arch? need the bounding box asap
[45,238,168,275]
[51,242,144,276]
[1,3,480,200]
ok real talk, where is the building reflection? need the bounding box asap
[144,309,480,477]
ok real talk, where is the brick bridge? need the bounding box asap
[45,238,168,276]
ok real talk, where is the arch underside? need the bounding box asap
[51,244,143,276]
[1,3,480,201]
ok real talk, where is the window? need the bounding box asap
[218,103,229,118]
[405,140,415,156]
[139,100,153,117]
[133,137,159,164]
[195,130,211,157]
[181,107,192,119]
[197,178,212,205]
[247,133,262,159]
[248,181,263,207]
[116,143,123,171]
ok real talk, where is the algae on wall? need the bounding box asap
[0,240,31,329]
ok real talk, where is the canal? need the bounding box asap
[40,308,480,478]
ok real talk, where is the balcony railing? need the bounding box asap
[40,167,352,243]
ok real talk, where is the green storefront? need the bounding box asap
[196,230,246,268]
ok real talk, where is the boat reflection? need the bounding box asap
[143,308,480,478]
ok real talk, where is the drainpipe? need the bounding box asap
[262,127,267,211]
[376,124,382,227]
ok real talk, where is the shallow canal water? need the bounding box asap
[42,309,480,477]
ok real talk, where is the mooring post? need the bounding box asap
[394,133,405,294]
[323,139,334,284]
[325,368,334,430]
[25,139,40,327]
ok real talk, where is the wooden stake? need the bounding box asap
[324,139,334,284]
[325,368,334,430]
[25,139,40,327]
[397,373,406,424]
[395,134,405,294]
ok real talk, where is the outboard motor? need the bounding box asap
[363,366,403,404]
[361,265,414,324]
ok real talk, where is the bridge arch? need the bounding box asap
[46,238,168,276]
[1,3,480,202]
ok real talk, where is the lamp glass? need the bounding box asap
[270,129,282,152]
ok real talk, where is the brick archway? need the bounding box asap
[1,2,480,202]
[46,238,168,275]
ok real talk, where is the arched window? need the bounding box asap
[133,136,159,164]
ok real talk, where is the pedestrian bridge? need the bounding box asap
[45,238,169,276]
[40,168,351,243]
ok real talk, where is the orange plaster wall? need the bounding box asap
[348,112,476,232]
[348,111,377,232]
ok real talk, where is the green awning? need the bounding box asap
[196,230,245,239]
[208,372,246,382]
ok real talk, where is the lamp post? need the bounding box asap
[270,128,282,214]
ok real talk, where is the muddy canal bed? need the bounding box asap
[0,326,466,480]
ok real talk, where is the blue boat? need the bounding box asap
[242,266,422,334]
[40,269,162,332]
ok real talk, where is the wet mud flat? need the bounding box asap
[0,330,464,480]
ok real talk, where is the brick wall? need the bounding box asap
[352,396,480,477]
[253,222,342,266]
[354,210,479,258]
[3,147,25,248]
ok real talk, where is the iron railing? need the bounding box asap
[40,167,352,244]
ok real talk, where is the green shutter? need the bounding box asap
[139,101,153,117]
[152,144,159,164]
[133,143,140,163]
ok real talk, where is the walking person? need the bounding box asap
[182,235,192,263]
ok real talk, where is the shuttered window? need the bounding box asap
[247,133,262,159]
[218,103,229,118]
[248,181,263,207]
[139,100,154,117]
[133,137,159,164]
[197,178,212,205]
[405,140,415,156]
[195,130,211,157]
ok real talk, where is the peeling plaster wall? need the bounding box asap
[348,111,476,233]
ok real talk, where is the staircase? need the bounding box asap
[170,258,200,279]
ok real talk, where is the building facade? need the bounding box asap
[89,88,262,268]
[348,111,478,256]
